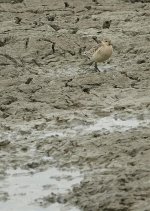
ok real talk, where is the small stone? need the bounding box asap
[26,162,39,169]
[82,87,90,94]
[102,20,112,29]
[21,146,28,152]
[50,24,60,31]
[75,17,80,23]
[92,0,98,3]
[14,17,22,24]
[25,77,33,84]
[52,42,55,53]
[137,59,146,64]
[0,140,10,147]
[19,129,31,135]
[71,27,78,34]
[85,5,91,10]
[57,195,67,203]
[64,2,69,8]
[46,14,55,21]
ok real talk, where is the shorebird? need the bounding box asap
[84,38,113,72]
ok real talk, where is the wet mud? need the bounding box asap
[0,0,150,210]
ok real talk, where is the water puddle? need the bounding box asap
[0,115,149,210]
[0,167,82,211]
[80,116,150,134]
[1,115,150,141]
[95,64,116,72]
[37,115,150,138]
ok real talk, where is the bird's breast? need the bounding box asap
[92,45,113,63]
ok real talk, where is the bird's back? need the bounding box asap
[83,43,102,60]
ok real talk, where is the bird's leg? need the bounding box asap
[94,62,100,72]
[87,61,94,66]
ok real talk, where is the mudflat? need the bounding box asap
[0,0,150,210]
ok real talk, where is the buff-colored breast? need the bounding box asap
[92,45,113,63]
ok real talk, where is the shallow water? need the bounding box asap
[40,115,150,138]
[0,167,82,211]
[0,115,150,211]
[1,115,150,140]
[81,116,150,134]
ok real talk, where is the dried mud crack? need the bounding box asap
[0,0,150,211]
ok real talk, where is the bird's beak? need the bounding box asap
[109,40,112,45]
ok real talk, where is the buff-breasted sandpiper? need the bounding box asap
[84,38,113,71]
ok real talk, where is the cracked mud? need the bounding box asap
[0,0,150,211]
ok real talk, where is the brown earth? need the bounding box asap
[0,0,150,210]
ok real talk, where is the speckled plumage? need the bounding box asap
[84,39,113,71]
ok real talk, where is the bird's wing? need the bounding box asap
[83,42,103,59]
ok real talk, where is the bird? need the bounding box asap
[84,38,113,72]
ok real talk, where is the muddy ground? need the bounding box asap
[0,0,150,210]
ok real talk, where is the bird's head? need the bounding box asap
[102,39,112,46]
